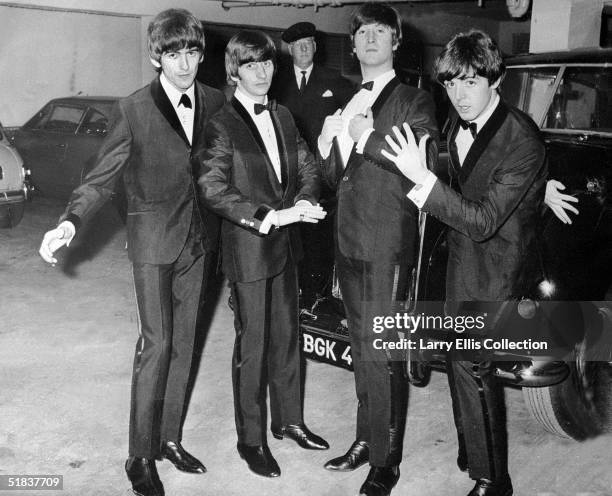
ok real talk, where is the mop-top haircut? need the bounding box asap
[349,2,403,47]
[147,9,206,63]
[225,30,277,85]
[434,29,505,85]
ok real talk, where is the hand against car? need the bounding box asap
[319,109,344,149]
[348,107,373,142]
[381,123,430,184]
[39,221,75,265]
[545,179,579,224]
[275,204,326,227]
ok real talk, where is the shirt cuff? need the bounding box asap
[407,171,437,209]
[294,199,314,207]
[317,136,332,159]
[355,128,375,154]
[259,210,276,234]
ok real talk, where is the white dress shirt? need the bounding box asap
[234,88,282,182]
[160,72,195,145]
[407,93,501,209]
[319,69,396,166]
[294,64,313,88]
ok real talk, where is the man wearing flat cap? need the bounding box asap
[270,21,354,309]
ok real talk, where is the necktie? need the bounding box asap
[459,119,477,139]
[178,93,192,109]
[254,100,278,115]
[361,81,374,91]
[299,71,307,93]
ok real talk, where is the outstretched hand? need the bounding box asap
[380,123,430,184]
[545,179,579,224]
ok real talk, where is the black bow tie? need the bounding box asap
[254,100,277,115]
[361,81,374,91]
[178,93,192,109]
[459,119,477,138]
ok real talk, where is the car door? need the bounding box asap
[14,102,86,199]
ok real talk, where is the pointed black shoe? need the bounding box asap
[125,457,164,496]
[271,423,329,450]
[467,475,513,496]
[359,465,400,496]
[324,440,369,471]
[237,443,281,478]
[160,441,206,473]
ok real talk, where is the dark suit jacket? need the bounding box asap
[198,98,320,283]
[322,78,439,264]
[271,64,354,152]
[60,77,225,265]
[424,100,547,300]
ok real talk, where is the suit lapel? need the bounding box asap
[458,100,509,184]
[231,98,283,196]
[150,76,190,147]
[343,77,401,172]
[191,83,207,150]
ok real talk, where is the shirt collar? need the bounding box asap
[160,72,195,109]
[235,87,268,117]
[470,93,500,130]
[294,64,313,81]
[362,69,395,94]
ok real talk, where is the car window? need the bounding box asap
[544,66,612,132]
[502,67,560,127]
[77,108,108,137]
[31,105,85,134]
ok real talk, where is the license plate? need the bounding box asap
[300,321,353,371]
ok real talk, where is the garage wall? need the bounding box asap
[0,4,142,126]
[0,0,529,126]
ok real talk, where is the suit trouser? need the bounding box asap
[447,358,508,481]
[230,259,302,446]
[336,254,410,467]
[129,232,210,458]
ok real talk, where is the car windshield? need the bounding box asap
[502,64,612,136]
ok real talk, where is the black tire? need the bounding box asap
[523,305,612,440]
[0,200,24,228]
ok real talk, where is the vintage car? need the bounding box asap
[12,96,118,200]
[300,47,612,441]
[0,120,30,228]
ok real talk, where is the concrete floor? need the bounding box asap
[1,197,612,496]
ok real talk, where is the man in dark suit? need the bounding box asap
[39,9,225,496]
[198,30,329,479]
[317,4,438,495]
[376,30,547,496]
[271,22,354,308]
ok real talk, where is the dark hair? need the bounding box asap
[147,9,205,63]
[349,2,402,47]
[225,30,277,85]
[434,29,505,86]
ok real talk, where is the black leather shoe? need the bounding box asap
[324,440,369,471]
[125,457,164,496]
[359,465,400,496]
[457,447,468,472]
[237,443,281,478]
[160,441,206,474]
[467,475,513,496]
[271,423,329,450]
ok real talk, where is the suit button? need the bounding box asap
[240,219,246,224]
[342,176,349,182]
[249,222,254,227]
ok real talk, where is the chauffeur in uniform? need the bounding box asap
[317,3,438,495]
[39,9,225,496]
[198,30,329,479]
[271,22,354,308]
[374,30,547,496]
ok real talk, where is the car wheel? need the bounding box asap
[0,200,24,228]
[523,303,612,440]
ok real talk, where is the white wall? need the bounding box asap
[0,0,529,126]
